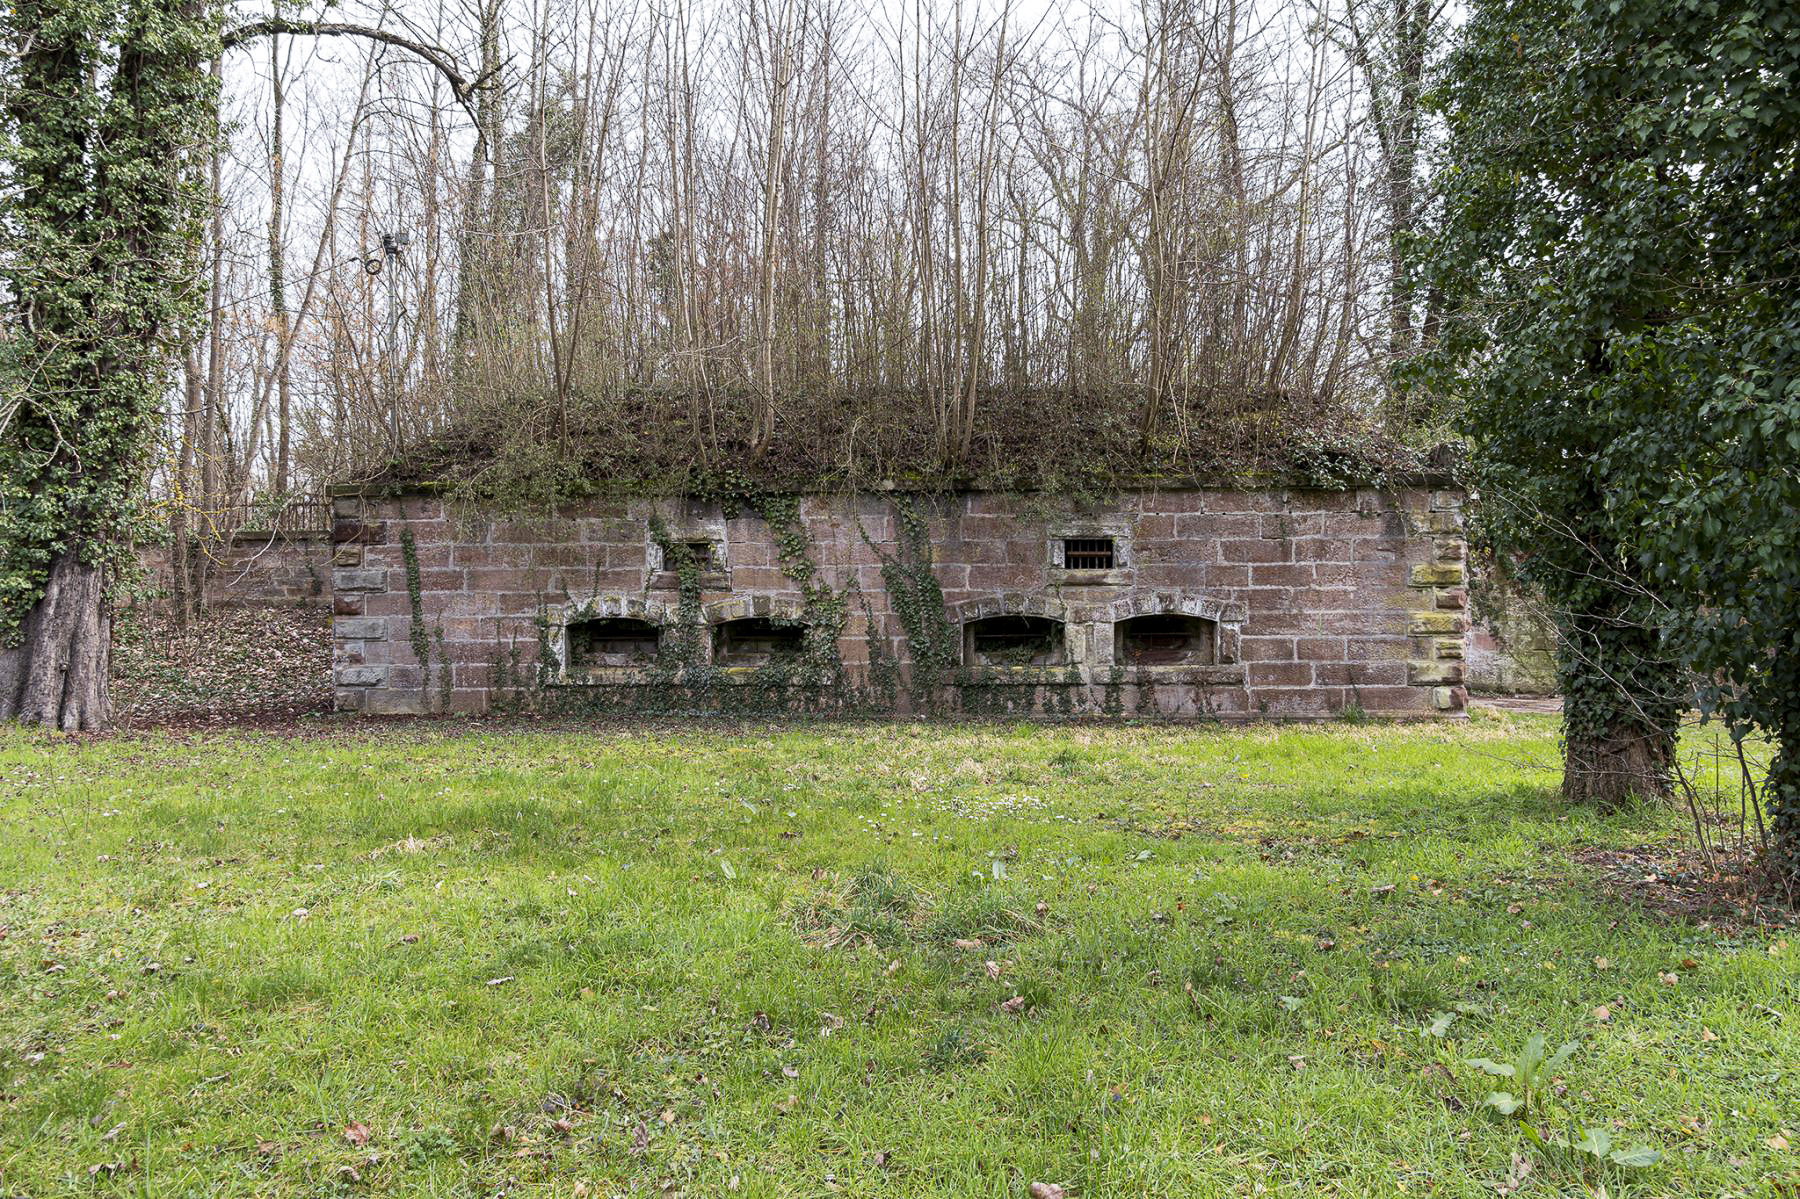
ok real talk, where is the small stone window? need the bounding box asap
[568,617,661,668]
[666,539,720,572]
[713,617,806,665]
[964,615,1064,667]
[1115,614,1216,666]
[1062,536,1116,571]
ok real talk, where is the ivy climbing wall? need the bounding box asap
[327,485,1468,719]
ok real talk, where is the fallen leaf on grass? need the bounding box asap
[344,1122,372,1146]
[1700,1026,1719,1042]
[999,995,1027,1014]
[1028,1184,1066,1199]
[486,975,515,987]
[985,960,1003,979]
[1592,1006,1611,1023]
[952,938,983,950]
[1770,1134,1792,1151]
[1659,972,1679,986]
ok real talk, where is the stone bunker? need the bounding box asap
[328,482,1469,719]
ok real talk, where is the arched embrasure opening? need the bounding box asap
[1114,613,1217,666]
[567,617,661,668]
[713,617,807,665]
[963,614,1064,667]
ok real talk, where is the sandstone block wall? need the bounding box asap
[328,485,1469,718]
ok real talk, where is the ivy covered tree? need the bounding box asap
[0,0,218,728]
[0,2,480,731]
[1419,0,1800,864]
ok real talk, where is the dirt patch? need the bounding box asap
[1572,842,1796,933]
[111,606,331,727]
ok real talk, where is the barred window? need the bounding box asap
[1062,537,1116,570]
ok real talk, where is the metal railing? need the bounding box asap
[221,496,331,538]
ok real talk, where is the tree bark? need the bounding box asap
[1563,726,1675,809]
[0,548,112,732]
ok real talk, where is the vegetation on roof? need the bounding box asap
[352,387,1436,511]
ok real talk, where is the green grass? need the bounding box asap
[1,712,1794,1197]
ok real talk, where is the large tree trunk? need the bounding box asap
[1555,611,1680,809]
[0,548,112,731]
[1563,726,1675,808]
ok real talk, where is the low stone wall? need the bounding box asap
[138,532,332,610]
[328,485,1470,719]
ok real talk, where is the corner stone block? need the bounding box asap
[1408,610,1466,636]
[334,567,387,592]
[1409,562,1466,587]
[332,517,387,545]
[335,665,387,687]
[334,616,387,641]
[1407,659,1465,686]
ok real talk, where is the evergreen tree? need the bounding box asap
[1420,0,1800,873]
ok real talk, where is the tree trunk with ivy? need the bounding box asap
[0,0,218,731]
[1555,610,1680,809]
[0,552,111,729]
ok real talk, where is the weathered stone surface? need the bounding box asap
[1408,610,1466,636]
[334,568,388,592]
[333,616,388,641]
[335,665,387,687]
[1409,562,1466,587]
[1407,659,1466,685]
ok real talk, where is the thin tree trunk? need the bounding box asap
[269,30,291,494]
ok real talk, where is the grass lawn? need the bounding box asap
[1,712,1794,1197]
